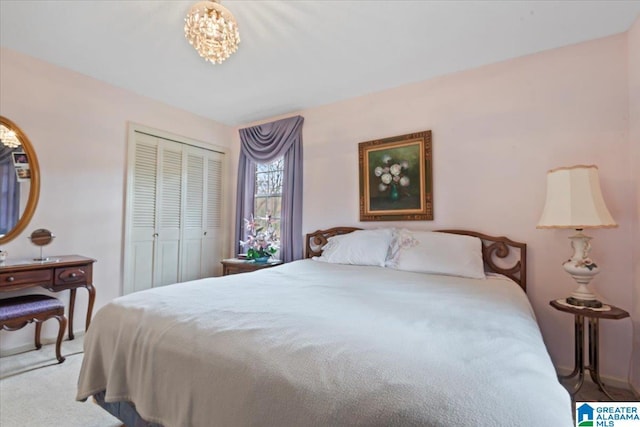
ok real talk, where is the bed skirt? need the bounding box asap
[93,391,162,427]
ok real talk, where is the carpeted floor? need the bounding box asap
[0,335,637,426]
[0,336,121,427]
[572,377,638,402]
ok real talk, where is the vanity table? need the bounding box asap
[0,118,94,340]
[0,255,96,339]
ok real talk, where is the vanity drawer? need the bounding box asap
[0,270,53,288]
[54,266,90,285]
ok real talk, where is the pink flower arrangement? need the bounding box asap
[239,214,279,260]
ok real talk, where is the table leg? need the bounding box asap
[560,315,584,382]
[66,284,96,340]
[85,282,95,331]
[558,314,587,401]
[68,288,76,340]
[587,318,616,400]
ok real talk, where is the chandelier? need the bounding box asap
[184,0,240,64]
[0,124,20,148]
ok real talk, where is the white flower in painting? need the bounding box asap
[375,156,409,197]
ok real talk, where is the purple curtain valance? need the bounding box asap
[0,145,14,163]
[239,116,304,163]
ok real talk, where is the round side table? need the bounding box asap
[549,299,630,400]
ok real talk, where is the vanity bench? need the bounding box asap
[0,294,67,363]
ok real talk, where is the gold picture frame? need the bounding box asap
[359,130,432,221]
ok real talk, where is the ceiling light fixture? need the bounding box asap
[184,0,240,65]
[0,124,21,148]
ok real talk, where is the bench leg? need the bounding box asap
[35,321,43,349]
[54,314,67,363]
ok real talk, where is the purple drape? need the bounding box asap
[235,116,304,262]
[0,146,20,236]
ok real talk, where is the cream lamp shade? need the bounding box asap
[537,165,617,229]
[537,164,617,308]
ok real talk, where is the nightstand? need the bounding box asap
[221,258,283,276]
[549,299,630,400]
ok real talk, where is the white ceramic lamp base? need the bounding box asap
[563,231,602,308]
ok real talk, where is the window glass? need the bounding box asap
[254,157,283,238]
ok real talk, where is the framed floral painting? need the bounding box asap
[358,130,432,221]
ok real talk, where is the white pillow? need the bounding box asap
[388,230,485,279]
[313,229,393,267]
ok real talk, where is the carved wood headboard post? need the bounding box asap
[437,230,527,292]
[305,227,527,292]
[305,227,362,259]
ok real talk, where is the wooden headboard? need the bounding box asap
[305,227,527,292]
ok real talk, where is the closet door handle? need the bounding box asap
[203,231,207,236]
[153,233,159,238]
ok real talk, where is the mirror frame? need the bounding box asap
[0,116,40,245]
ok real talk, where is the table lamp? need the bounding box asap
[537,165,617,308]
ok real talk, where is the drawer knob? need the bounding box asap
[7,276,15,282]
[70,272,77,278]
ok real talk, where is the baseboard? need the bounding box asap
[0,330,85,357]
[632,383,640,399]
[556,365,633,392]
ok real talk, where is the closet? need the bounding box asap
[123,129,225,295]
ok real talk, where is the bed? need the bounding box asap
[77,227,573,427]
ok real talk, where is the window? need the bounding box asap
[254,157,283,237]
[235,115,303,262]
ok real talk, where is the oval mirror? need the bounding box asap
[29,228,55,262]
[0,116,40,244]
[29,228,54,246]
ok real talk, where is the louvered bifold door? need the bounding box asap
[126,129,226,294]
[180,148,205,282]
[155,140,183,286]
[201,152,224,277]
[128,132,158,293]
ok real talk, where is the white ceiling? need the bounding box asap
[1,1,640,126]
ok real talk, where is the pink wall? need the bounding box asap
[233,33,636,382]
[0,47,234,352]
[1,26,636,385]
[628,16,640,394]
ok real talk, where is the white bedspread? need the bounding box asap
[77,260,572,427]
